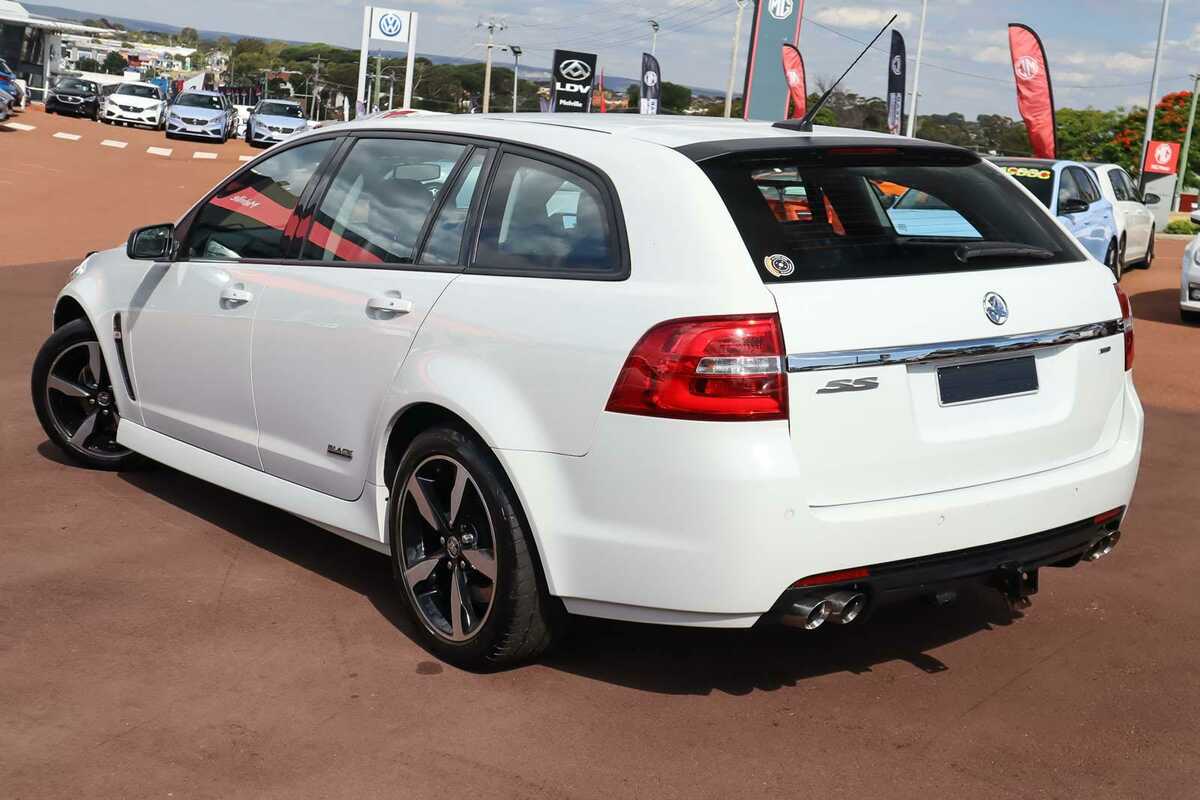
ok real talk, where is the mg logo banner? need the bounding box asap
[369,6,411,44]
[743,0,805,120]
[1143,140,1181,175]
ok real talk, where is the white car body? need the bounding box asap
[1181,211,1200,319]
[1091,163,1156,267]
[50,115,1143,629]
[103,81,165,128]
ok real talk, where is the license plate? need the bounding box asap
[937,356,1038,405]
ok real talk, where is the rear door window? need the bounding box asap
[473,153,619,276]
[700,148,1084,282]
[302,137,467,264]
[419,149,487,266]
[996,163,1055,208]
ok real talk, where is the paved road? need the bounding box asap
[2,114,1198,799]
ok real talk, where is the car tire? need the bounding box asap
[1141,228,1155,269]
[388,425,560,669]
[1105,240,1121,281]
[31,319,140,471]
[1118,236,1127,274]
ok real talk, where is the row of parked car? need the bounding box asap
[42,77,310,149]
[0,57,26,120]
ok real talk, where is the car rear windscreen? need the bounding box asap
[992,162,1055,208]
[699,147,1084,282]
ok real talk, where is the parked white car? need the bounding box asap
[1090,163,1158,271]
[1181,210,1200,324]
[31,115,1143,667]
[101,81,166,129]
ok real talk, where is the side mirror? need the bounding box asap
[1058,198,1089,216]
[127,223,175,260]
[1143,193,1161,205]
[1191,210,1200,226]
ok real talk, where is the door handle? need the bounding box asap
[220,285,254,306]
[367,294,413,315]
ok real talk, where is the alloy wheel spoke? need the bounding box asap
[85,342,104,386]
[449,564,472,640]
[448,464,469,528]
[406,475,446,532]
[70,411,99,448]
[48,374,91,399]
[465,548,497,582]
[404,550,444,586]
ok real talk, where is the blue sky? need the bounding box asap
[49,0,1200,117]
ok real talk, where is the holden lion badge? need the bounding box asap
[763,254,795,278]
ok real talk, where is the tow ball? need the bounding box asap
[993,564,1039,610]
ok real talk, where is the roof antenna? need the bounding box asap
[777,13,898,133]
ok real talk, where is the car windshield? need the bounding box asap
[57,79,98,93]
[992,162,1056,208]
[257,102,303,118]
[116,84,160,99]
[175,93,223,110]
[700,147,1084,282]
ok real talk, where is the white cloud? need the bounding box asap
[811,7,913,30]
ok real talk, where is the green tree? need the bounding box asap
[102,52,128,75]
[178,27,200,46]
[75,57,101,73]
[660,81,691,113]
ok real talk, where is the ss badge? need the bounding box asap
[816,377,879,395]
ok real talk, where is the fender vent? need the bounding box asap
[112,313,136,401]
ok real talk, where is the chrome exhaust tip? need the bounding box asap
[1085,531,1121,562]
[824,591,867,624]
[782,598,831,630]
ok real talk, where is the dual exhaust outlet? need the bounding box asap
[782,590,866,630]
[1085,530,1121,562]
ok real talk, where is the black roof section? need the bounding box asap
[676,135,981,165]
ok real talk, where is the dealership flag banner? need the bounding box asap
[640,52,661,115]
[1143,140,1181,175]
[781,43,806,120]
[887,30,906,135]
[1008,23,1056,159]
[743,0,805,120]
[551,49,598,113]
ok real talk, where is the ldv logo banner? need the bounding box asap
[551,49,598,113]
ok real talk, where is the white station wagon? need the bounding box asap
[32,115,1143,668]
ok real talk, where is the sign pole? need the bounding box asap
[1139,0,1171,192]
[1172,73,1199,212]
[724,0,747,119]
[905,0,927,137]
[356,6,371,117]
[402,12,418,108]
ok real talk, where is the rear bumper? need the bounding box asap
[498,378,1143,628]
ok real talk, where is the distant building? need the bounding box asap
[61,34,195,73]
[0,0,110,94]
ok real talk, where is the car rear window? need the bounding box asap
[700,147,1083,282]
[993,162,1055,208]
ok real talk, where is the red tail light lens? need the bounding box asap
[791,567,871,588]
[605,314,788,421]
[1115,284,1133,371]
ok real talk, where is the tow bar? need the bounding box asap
[994,564,1039,609]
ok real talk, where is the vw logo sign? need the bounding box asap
[768,0,794,21]
[377,12,403,38]
[643,70,658,88]
[983,292,1009,326]
[1015,55,1039,81]
[891,55,903,76]
[560,59,592,82]
[1154,143,1173,165]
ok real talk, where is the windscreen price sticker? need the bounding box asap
[1005,166,1052,180]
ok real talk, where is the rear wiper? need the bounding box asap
[955,242,1055,263]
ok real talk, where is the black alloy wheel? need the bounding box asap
[390,426,559,668]
[1105,240,1121,281]
[31,319,137,470]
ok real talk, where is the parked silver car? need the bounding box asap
[245,99,308,148]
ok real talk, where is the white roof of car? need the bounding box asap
[334,112,897,150]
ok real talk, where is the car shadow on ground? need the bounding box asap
[110,461,1018,694]
[1131,287,1193,328]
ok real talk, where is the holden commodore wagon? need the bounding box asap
[32,115,1142,668]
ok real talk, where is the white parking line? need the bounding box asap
[192,151,217,160]
[4,122,35,131]
[52,132,81,141]
[146,146,172,157]
[100,139,128,149]
[238,155,254,162]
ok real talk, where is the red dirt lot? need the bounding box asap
[2,110,1199,799]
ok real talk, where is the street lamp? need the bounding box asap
[508,45,522,113]
[648,20,660,55]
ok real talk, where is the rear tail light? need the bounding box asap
[1114,284,1133,371]
[605,314,788,421]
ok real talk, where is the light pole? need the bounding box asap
[1139,0,1171,191]
[905,0,927,137]
[508,45,522,113]
[478,18,506,114]
[724,0,748,119]
[648,20,660,55]
[1174,73,1200,212]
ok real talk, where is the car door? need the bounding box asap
[1117,169,1153,258]
[248,134,491,500]
[1056,167,1104,260]
[127,137,337,468]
